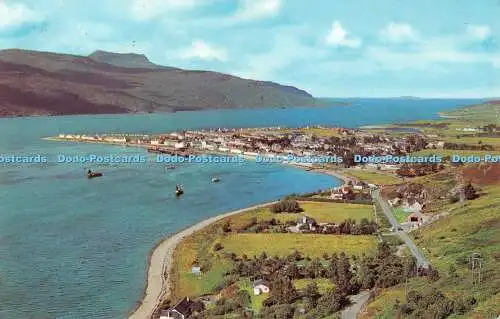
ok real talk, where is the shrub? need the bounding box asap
[270,199,303,213]
[213,243,224,252]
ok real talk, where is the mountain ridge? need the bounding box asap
[0,49,321,117]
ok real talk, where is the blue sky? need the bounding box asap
[1,0,499,97]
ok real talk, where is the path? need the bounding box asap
[372,189,430,268]
[341,290,371,319]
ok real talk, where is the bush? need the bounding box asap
[270,199,303,213]
[213,243,224,252]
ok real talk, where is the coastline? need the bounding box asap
[127,201,279,319]
[127,168,350,319]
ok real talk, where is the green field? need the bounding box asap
[239,278,267,313]
[393,207,409,224]
[219,233,376,258]
[220,202,374,231]
[293,278,335,294]
[171,201,378,300]
[344,169,402,185]
[410,149,496,157]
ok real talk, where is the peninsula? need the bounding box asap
[0,49,340,117]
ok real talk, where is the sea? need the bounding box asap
[0,98,483,318]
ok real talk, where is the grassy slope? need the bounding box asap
[219,233,376,258]
[170,202,377,300]
[363,184,500,319]
[344,169,403,185]
[363,102,500,318]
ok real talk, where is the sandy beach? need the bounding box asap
[128,168,350,319]
[127,201,279,319]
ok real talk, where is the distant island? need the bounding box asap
[0,49,345,117]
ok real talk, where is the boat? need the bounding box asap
[211,177,220,183]
[165,165,176,170]
[87,172,103,179]
[175,184,184,196]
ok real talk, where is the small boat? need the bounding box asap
[165,165,176,170]
[211,177,220,183]
[175,184,184,196]
[87,172,103,179]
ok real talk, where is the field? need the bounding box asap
[219,233,376,258]
[410,149,495,157]
[392,207,409,224]
[170,201,378,300]
[344,169,402,185]
[293,278,335,293]
[220,202,374,230]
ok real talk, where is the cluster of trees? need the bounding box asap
[270,199,303,213]
[449,182,479,203]
[404,134,428,153]
[396,288,476,318]
[397,163,444,177]
[220,243,428,318]
[328,218,378,235]
[237,216,378,235]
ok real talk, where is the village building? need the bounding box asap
[159,297,201,319]
[296,215,317,231]
[253,279,271,295]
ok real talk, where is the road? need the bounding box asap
[341,290,371,319]
[372,189,430,268]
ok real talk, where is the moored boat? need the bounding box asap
[87,169,103,179]
[175,184,184,196]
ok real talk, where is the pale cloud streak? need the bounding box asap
[179,40,228,61]
[0,1,40,28]
[325,21,361,48]
[380,22,419,42]
[466,24,492,40]
[233,0,282,21]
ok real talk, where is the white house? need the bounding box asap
[174,142,186,149]
[353,185,363,191]
[253,279,270,295]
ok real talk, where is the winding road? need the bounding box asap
[372,188,430,268]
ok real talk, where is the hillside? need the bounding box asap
[0,49,320,117]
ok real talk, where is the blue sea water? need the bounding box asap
[0,99,483,318]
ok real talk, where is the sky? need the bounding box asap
[0,0,499,98]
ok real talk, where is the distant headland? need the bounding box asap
[0,49,347,118]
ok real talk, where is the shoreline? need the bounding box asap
[127,168,350,319]
[127,201,279,319]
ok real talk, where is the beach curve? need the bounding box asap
[127,201,279,319]
[128,168,348,319]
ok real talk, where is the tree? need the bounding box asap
[307,258,324,279]
[222,219,232,232]
[266,275,298,305]
[303,282,320,309]
[463,182,478,200]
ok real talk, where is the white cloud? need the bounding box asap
[233,0,282,21]
[466,24,492,40]
[380,22,418,42]
[325,21,361,48]
[179,40,227,61]
[0,1,40,28]
[130,0,201,20]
